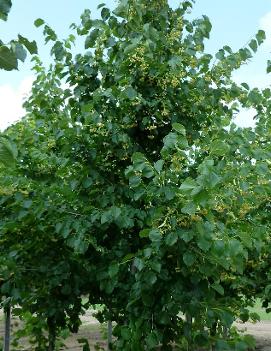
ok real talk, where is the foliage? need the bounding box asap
[1,0,271,350]
[0,137,17,167]
[0,0,37,70]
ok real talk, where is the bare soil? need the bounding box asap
[238,322,271,351]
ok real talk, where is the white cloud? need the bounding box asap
[0,76,33,132]
[234,108,256,129]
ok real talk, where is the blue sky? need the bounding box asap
[1,0,271,129]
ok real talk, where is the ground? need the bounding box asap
[239,322,271,351]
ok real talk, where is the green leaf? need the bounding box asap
[149,229,161,242]
[223,45,232,53]
[256,29,266,45]
[132,152,146,170]
[180,178,197,192]
[129,175,141,188]
[239,48,252,61]
[0,0,11,21]
[139,229,150,238]
[168,56,182,69]
[82,177,93,188]
[172,123,186,135]
[61,284,71,295]
[101,211,112,224]
[143,23,159,41]
[249,312,260,322]
[267,60,271,74]
[120,327,131,341]
[207,172,221,188]
[163,132,177,150]
[154,159,164,173]
[216,340,231,351]
[34,18,45,27]
[121,253,135,263]
[165,232,178,246]
[106,36,116,47]
[183,252,195,267]
[164,186,175,200]
[181,202,196,215]
[221,310,234,327]
[211,283,224,295]
[134,257,144,271]
[12,42,27,62]
[150,261,161,273]
[178,230,194,243]
[145,271,157,285]
[18,35,38,54]
[142,165,154,178]
[0,45,17,70]
[97,3,106,9]
[241,82,250,90]
[101,7,110,20]
[209,139,229,156]
[80,9,92,29]
[168,133,188,150]
[124,36,142,53]
[51,41,65,60]
[55,223,63,234]
[215,49,225,60]
[124,86,137,100]
[0,137,18,166]
[23,200,32,209]
[108,263,119,278]
[248,39,257,53]
[146,331,159,348]
[61,224,71,239]
[111,206,121,220]
[159,311,170,325]
[113,0,129,18]
[44,25,57,43]
[197,237,211,252]
[85,29,100,48]
[133,188,145,200]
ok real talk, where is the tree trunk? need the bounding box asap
[185,313,192,351]
[4,304,11,351]
[47,317,56,351]
[107,320,112,350]
[210,320,218,351]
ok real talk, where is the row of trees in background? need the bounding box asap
[1,0,271,349]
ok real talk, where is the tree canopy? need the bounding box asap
[1,0,271,350]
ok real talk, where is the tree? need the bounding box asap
[1,0,271,350]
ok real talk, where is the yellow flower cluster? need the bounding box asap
[159,72,184,90]
[47,138,56,149]
[167,17,183,46]
[191,214,202,222]
[238,203,253,218]
[128,46,149,73]
[0,187,14,196]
